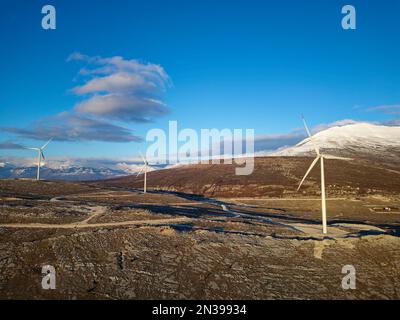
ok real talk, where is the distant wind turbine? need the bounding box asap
[136,152,153,193]
[297,116,351,234]
[26,139,52,181]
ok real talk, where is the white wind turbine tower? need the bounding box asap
[136,152,153,193]
[26,139,52,181]
[297,117,350,234]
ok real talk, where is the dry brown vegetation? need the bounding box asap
[98,157,400,198]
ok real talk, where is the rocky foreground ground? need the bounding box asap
[0,180,399,299]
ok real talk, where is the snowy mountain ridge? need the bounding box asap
[272,123,400,156]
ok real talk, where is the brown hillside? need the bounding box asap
[97,157,400,198]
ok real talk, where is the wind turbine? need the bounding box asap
[136,152,153,193]
[26,139,52,181]
[297,117,350,234]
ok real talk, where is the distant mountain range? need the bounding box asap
[0,163,128,181]
[0,160,168,181]
[1,123,399,180]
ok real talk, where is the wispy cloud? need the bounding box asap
[366,104,400,115]
[0,141,26,150]
[2,112,142,142]
[2,53,171,143]
[254,133,305,152]
[381,118,400,126]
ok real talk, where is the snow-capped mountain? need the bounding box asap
[0,159,167,181]
[273,123,400,169]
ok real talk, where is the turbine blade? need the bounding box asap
[139,151,146,163]
[295,137,312,147]
[301,115,312,138]
[41,150,45,161]
[300,116,320,155]
[297,156,320,191]
[295,136,320,156]
[136,166,145,176]
[26,147,40,151]
[41,138,52,149]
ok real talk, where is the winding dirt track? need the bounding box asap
[77,205,106,224]
[0,202,192,229]
[0,217,191,229]
[0,190,388,238]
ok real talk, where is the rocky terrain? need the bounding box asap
[0,178,399,299]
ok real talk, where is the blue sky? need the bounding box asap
[0,0,399,159]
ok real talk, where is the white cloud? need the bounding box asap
[68,53,171,122]
[72,72,151,95]
[2,53,172,142]
[75,94,167,123]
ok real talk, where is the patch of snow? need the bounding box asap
[115,162,156,174]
